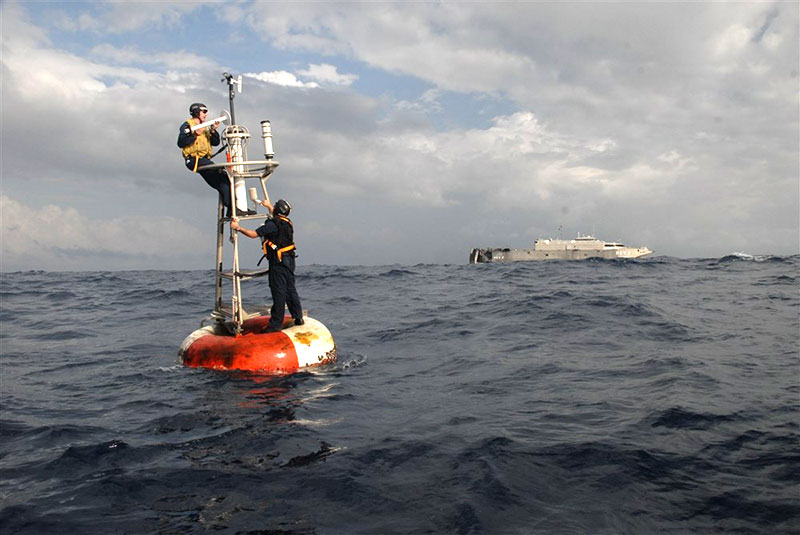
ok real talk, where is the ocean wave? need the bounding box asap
[719,252,795,263]
[1,261,798,534]
[650,406,741,430]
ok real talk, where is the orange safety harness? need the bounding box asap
[262,240,296,261]
[258,215,296,265]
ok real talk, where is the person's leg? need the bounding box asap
[198,162,232,217]
[267,267,288,331]
[285,271,303,324]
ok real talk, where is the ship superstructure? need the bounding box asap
[469,234,652,263]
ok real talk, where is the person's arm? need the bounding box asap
[230,219,259,239]
[209,126,221,146]
[177,121,194,148]
[259,201,274,214]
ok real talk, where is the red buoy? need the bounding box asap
[179,316,336,373]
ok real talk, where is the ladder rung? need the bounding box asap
[221,269,270,280]
[215,305,269,320]
[220,213,265,222]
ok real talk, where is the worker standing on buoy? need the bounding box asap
[231,199,304,332]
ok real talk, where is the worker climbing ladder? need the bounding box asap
[198,72,279,335]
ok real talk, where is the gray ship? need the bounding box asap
[469,234,653,263]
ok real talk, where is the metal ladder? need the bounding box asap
[199,73,281,335]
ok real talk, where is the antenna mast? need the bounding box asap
[221,72,242,124]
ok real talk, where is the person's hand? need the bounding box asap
[230,219,239,230]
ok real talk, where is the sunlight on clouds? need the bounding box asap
[245,71,319,88]
[760,32,783,52]
[712,24,752,58]
[365,108,702,212]
[297,64,358,86]
[1,4,206,119]
[7,51,108,101]
[1,4,104,101]
[589,139,617,153]
[486,112,563,155]
[601,159,692,199]
[2,11,162,104]
[535,163,607,200]
[361,111,625,208]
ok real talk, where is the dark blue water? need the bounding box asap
[1,255,798,534]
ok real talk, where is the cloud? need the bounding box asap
[0,195,208,271]
[0,1,796,268]
[0,4,227,191]
[396,89,444,114]
[713,24,753,58]
[297,63,357,86]
[48,1,212,34]
[1,8,172,104]
[90,44,212,70]
[243,64,356,90]
[275,108,658,210]
[237,3,797,115]
[241,3,538,94]
[244,71,319,88]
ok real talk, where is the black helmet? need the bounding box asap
[189,102,208,117]
[274,199,291,217]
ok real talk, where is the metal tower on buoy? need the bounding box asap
[179,73,337,373]
[197,73,279,335]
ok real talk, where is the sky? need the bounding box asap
[1,1,798,271]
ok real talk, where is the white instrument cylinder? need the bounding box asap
[234,182,247,212]
[261,121,274,159]
[189,116,227,132]
[248,187,259,209]
[228,136,248,212]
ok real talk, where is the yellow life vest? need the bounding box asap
[181,117,213,160]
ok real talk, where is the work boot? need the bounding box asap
[294,318,305,326]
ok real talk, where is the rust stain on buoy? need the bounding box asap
[293,331,318,346]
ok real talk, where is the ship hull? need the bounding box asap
[469,247,652,263]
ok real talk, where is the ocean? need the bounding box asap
[1,255,798,534]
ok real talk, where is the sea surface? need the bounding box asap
[1,255,798,534]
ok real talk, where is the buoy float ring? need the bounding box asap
[179,316,336,373]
